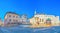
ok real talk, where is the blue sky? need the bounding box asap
[0,0,60,21]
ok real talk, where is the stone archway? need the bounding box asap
[45,18,51,26]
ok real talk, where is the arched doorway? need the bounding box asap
[45,18,51,26]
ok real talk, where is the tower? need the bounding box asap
[34,10,37,15]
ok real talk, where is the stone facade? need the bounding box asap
[30,11,60,27]
[4,12,29,27]
[4,12,22,26]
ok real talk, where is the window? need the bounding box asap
[9,15,11,17]
[9,19,11,22]
[40,19,41,22]
[42,19,44,22]
[13,16,15,18]
[16,20,18,22]
[39,19,44,22]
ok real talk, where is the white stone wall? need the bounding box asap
[4,13,21,24]
[30,14,60,26]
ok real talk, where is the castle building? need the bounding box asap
[4,12,29,27]
[21,14,29,24]
[30,11,60,27]
[4,12,22,26]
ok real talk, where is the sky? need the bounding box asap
[0,0,60,21]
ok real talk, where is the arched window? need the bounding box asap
[40,19,44,22]
[40,19,41,22]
